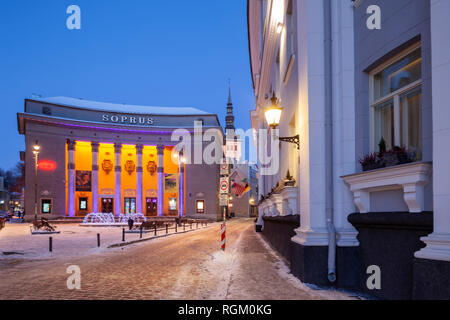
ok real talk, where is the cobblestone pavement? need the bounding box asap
[0,219,354,300]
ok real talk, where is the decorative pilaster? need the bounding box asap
[157,144,165,217]
[91,142,99,213]
[114,143,122,217]
[67,140,76,217]
[136,144,143,214]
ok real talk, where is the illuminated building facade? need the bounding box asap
[17,97,222,221]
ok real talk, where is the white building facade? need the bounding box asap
[248,0,450,299]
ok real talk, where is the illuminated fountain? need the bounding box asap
[82,213,116,225]
[118,213,147,224]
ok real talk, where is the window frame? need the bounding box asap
[369,43,422,153]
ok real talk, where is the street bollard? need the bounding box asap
[97,233,100,247]
[154,225,157,236]
[175,223,177,233]
[122,228,125,242]
[166,224,168,235]
[140,227,143,239]
[49,237,53,252]
[221,224,226,251]
[183,222,185,232]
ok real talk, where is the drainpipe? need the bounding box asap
[324,0,336,283]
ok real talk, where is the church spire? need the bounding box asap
[227,80,233,105]
[225,79,235,130]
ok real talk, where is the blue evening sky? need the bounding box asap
[0,0,255,170]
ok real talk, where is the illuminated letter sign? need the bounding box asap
[38,160,57,171]
[101,114,154,126]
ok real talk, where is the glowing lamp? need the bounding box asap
[265,93,283,129]
[38,160,57,171]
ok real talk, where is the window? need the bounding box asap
[370,45,422,159]
[41,199,52,214]
[79,197,88,211]
[196,200,205,214]
[168,198,177,211]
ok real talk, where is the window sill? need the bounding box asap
[342,162,432,213]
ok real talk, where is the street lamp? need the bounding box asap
[264,92,300,149]
[32,141,40,222]
[175,150,186,218]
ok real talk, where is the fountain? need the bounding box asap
[118,213,147,224]
[82,213,116,225]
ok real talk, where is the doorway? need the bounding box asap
[101,198,113,214]
[124,197,136,214]
[146,197,157,216]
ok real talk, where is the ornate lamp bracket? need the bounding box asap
[279,134,300,150]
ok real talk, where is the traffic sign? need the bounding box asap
[219,194,228,206]
[220,177,229,194]
[220,162,229,175]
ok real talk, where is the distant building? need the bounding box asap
[0,177,9,211]
[17,96,223,221]
[223,85,258,218]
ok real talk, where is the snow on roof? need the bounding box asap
[30,96,212,116]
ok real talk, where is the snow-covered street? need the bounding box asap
[0,219,356,300]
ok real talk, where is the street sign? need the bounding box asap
[220,177,229,194]
[219,194,228,206]
[220,162,229,175]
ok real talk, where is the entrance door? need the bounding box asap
[101,198,113,213]
[146,197,157,216]
[124,198,136,214]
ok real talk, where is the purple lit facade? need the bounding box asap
[17,97,224,221]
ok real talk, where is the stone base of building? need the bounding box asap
[413,258,450,300]
[348,211,433,300]
[290,243,359,288]
[261,215,299,263]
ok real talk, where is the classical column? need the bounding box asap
[179,156,185,217]
[91,142,99,213]
[136,144,143,214]
[415,0,450,262]
[157,144,165,217]
[114,143,122,217]
[67,140,76,217]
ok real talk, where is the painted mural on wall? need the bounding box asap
[76,170,92,192]
[164,173,177,193]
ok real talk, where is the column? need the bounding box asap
[415,0,450,262]
[114,143,122,217]
[331,0,359,247]
[91,142,99,213]
[67,140,76,217]
[179,154,185,217]
[291,0,328,247]
[136,144,143,214]
[157,144,165,217]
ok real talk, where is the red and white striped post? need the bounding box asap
[221,223,226,251]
